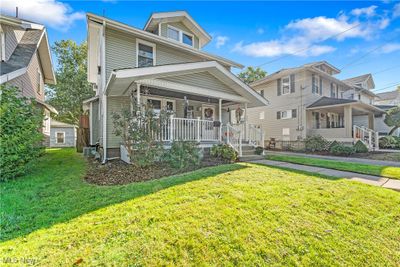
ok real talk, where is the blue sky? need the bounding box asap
[3,1,400,93]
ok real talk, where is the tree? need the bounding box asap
[46,40,94,125]
[0,84,44,181]
[384,106,400,135]
[238,66,267,84]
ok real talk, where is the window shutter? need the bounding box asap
[319,76,323,95]
[290,74,295,93]
[276,111,281,120]
[312,74,316,93]
[277,79,281,96]
[292,109,297,118]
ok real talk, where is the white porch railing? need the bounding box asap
[353,125,379,151]
[160,117,220,142]
[223,124,242,156]
[248,124,264,147]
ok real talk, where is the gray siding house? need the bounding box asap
[247,61,385,150]
[0,14,57,146]
[50,120,77,148]
[83,11,268,162]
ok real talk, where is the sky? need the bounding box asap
[2,0,400,94]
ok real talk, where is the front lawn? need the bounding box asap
[1,149,399,266]
[266,154,400,180]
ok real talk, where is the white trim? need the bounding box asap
[0,67,27,84]
[0,26,5,61]
[55,131,65,144]
[89,102,93,145]
[87,13,242,68]
[101,20,107,163]
[136,38,156,68]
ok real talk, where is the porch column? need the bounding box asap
[244,103,248,141]
[219,99,222,141]
[368,113,374,130]
[136,83,141,105]
[344,105,353,138]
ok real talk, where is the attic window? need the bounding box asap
[166,25,194,47]
[167,27,179,41]
[182,33,193,46]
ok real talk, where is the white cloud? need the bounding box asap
[394,3,400,18]
[351,5,378,17]
[381,43,400,53]
[1,0,85,31]
[215,36,229,48]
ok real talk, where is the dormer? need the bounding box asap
[310,61,340,76]
[143,11,211,50]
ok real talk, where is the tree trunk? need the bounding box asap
[389,126,399,136]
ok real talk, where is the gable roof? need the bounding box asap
[377,90,399,100]
[144,11,212,48]
[307,97,357,108]
[87,13,242,69]
[303,61,340,74]
[0,14,56,85]
[51,120,77,128]
[342,74,375,89]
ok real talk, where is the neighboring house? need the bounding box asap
[375,90,400,106]
[247,61,384,149]
[50,120,77,148]
[0,14,57,146]
[83,11,268,161]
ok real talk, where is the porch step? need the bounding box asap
[238,154,265,161]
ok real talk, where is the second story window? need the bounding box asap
[281,76,290,95]
[330,83,338,98]
[182,32,193,46]
[166,25,194,47]
[137,39,156,67]
[312,74,322,95]
[167,27,179,41]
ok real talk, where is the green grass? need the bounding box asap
[1,149,400,266]
[266,154,400,180]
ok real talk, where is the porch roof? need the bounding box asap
[105,61,269,108]
[307,97,385,114]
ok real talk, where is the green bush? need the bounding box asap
[379,136,400,149]
[210,144,238,163]
[353,140,369,153]
[305,135,328,152]
[255,146,264,155]
[328,140,339,150]
[163,141,200,169]
[329,144,355,156]
[0,85,45,181]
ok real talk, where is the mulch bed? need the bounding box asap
[85,158,227,186]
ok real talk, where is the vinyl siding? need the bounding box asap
[91,100,100,144]
[7,52,45,101]
[105,27,204,80]
[107,96,130,148]
[161,71,240,95]
[3,24,25,61]
[50,127,76,147]
[160,22,200,49]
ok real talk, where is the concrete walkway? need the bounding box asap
[251,159,400,191]
[265,151,400,167]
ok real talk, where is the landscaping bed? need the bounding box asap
[85,158,226,186]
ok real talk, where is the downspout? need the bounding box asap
[101,20,107,164]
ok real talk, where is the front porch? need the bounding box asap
[101,61,268,159]
[306,98,385,149]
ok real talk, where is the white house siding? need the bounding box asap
[106,96,130,148]
[160,22,200,49]
[50,127,76,147]
[91,100,100,144]
[105,27,204,80]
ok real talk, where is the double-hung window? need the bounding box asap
[56,132,65,144]
[137,40,155,68]
[313,75,320,95]
[281,76,290,95]
[167,27,180,41]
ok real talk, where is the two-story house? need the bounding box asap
[374,90,400,137]
[83,11,269,162]
[247,61,385,149]
[0,14,57,146]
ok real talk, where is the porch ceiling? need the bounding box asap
[307,101,385,115]
[105,61,269,108]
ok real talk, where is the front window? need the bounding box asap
[56,132,65,144]
[182,33,193,46]
[313,75,320,95]
[147,99,162,115]
[137,41,155,67]
[167,27,179,41]
[282,76,290,95]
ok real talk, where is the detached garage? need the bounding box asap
[50,120,77,148]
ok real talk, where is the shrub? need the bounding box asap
[328,140,339,150]
[163,141,200,169]
[255,146,264,155]
[210,144,238,163]
[329,144,355,156]
[0,85,45,181]
[305,135,328,152]
[353,140,369,153]
[379,136,399,149]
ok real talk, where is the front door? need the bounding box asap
[202,105,215,139]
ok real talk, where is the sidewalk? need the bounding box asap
[251,159,400,191]
[265,151,400,167]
